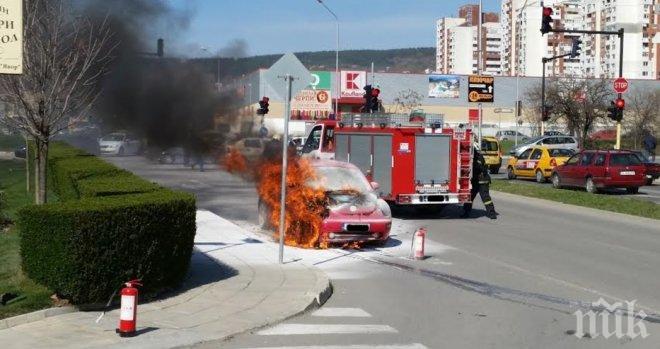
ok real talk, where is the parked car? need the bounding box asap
[551,150,646,193]
[480,136,502,174]
[630,150,660,185]
[496,130,529,142]
[228,137,266,162]
[99,132,142,156]
[507,146,574,183]
[14,145,26,159]
[509,135,579,157]
[258,159,392,246]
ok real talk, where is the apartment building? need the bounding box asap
[500,0,659,79]
[436,6,501,75]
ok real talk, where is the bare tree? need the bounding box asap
[525,78,610,144]
[625,89,660,149]
[0,0,115,204]
[392,89,423,114]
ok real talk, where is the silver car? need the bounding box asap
[99,132,142,156]
[509,135,578,157]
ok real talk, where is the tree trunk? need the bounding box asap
[34,139,48,204]
[25,135,30,193]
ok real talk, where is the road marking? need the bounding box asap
[239,345,427,349]
[311,307,371,317]
[257,324,398,335]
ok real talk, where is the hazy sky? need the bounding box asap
[167,0,500,57]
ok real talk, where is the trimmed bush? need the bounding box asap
[18,143,196,304]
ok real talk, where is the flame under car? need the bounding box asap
[258,159,392,247]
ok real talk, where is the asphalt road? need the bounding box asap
[107,156,660,348]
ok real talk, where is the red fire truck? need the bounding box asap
[300,113,474,206]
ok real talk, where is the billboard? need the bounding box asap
[0,0,22,74]
[428,74,459,98]
[310,71,331,90]
[340,70,366,98]
[290,89,332,120]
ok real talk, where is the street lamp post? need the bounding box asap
[200,47,220,90]
[316,0,339,118]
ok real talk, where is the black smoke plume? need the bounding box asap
[80,0,237,150]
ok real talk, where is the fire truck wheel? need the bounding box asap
[490,165,500,174]
[507,166,516,180]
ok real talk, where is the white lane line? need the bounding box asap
[311,307,372,318]
[257,324,398,336]
[240,344,427,349]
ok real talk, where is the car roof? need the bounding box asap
[482,136,498,141]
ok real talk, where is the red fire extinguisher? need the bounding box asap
[116,279,142,337]
[413,228,426,260]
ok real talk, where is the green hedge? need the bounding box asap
[18,143,196,304]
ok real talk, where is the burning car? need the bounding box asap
[258,159,392,247]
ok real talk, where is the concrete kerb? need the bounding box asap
[0,306,76,330]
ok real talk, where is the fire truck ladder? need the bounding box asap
[458,135,473,202]
[339,113,445,128]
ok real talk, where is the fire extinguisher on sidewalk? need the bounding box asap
[413,227,426,260]
[116,279,142,337]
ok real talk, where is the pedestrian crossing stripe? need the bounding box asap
[257,324,398,335]
[312,307,372,317]
[239,344,428,349]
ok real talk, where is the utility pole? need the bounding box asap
[477,0,483,146]
[278,74,294,264]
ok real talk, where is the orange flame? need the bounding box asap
[223,148,248,174]
[257,157,329,249]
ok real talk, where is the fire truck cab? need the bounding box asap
[301,113,474,206]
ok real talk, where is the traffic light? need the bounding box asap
[370,87,380,112]
[157,38,164,57]
[606,99,624,122]
[542,105,553,122]
[541,7,553,35]
[257,96,269,115]
[362,85,373,112]
[570,37,582,58]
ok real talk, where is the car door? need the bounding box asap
[559,137,578,152]
[575,152,595,185]
[526,148,543,177]
[559,153,581,186]
[591,153,607,184]
[514,148,534,177]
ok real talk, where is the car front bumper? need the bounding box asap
[321,216,391,243]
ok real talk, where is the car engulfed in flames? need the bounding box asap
[257,159,392,248]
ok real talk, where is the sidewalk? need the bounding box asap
[0,210,331,349]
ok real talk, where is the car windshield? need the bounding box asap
[244,139,261,148]
[102,134,124,142]
[548,149,574,157]
[308,166,372,193]
[609,153,642,166]
[481,140,498,152]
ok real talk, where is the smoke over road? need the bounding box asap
[81,0,238,149]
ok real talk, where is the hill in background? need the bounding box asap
[190,47,435,82]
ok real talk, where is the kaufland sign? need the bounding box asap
[340,70,366,98]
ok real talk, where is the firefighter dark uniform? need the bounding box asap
[462,149,498,219]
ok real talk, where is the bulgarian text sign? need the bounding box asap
[291,89,332,111]
[340,70,366,98]
[468,75,494,103]
[0,0,23,74]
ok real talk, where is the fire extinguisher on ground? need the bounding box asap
[116,279,142,337]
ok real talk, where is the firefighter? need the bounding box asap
[462,146,498,219]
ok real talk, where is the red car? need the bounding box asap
[551,150,647,193]
[259,159,392,246]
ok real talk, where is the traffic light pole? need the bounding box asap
[279,74,294,264]
[540,53,570,135]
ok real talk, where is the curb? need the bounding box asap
[0,306,76,330]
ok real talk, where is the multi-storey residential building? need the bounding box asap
[436,6,501,75]
[501,0,659,79]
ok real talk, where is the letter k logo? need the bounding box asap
[346,73,359,89]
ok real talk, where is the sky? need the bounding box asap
[166,0,500,58]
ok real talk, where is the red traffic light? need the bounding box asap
[543,7,553,16]
[371,88,380,97]
[615,98,625,109]
[261,96,269,103]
